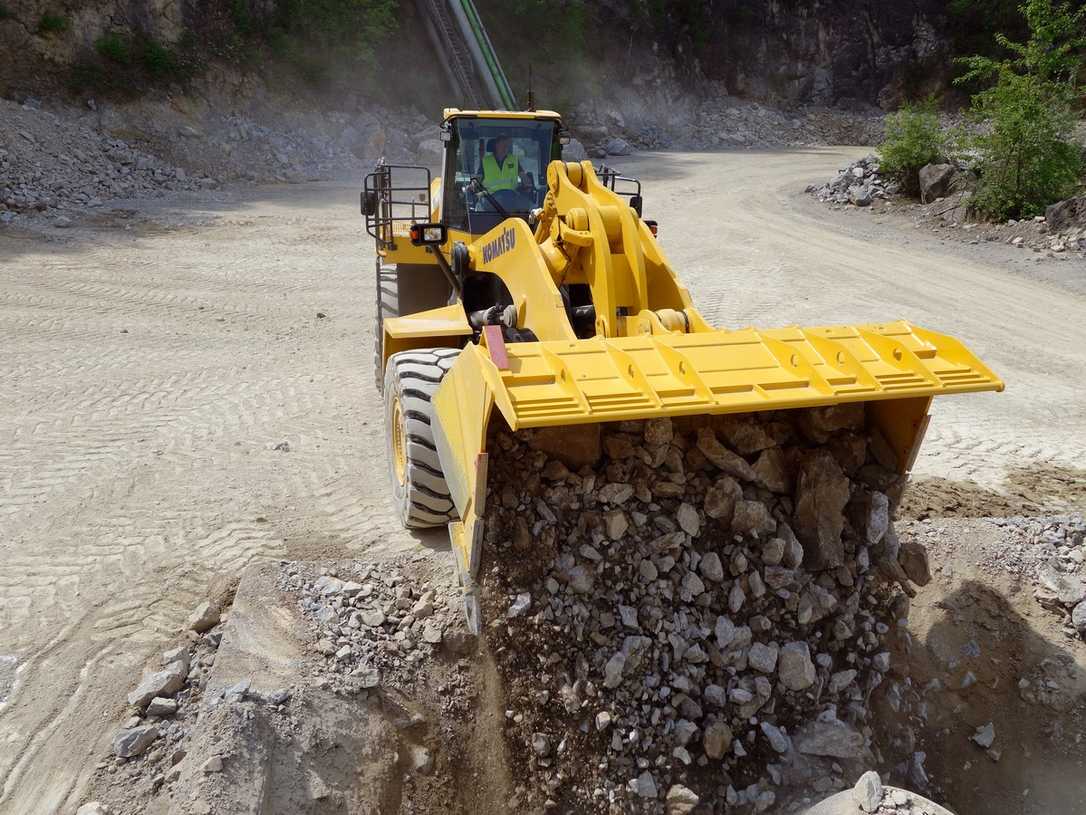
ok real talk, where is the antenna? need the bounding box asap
[527,65,535,112]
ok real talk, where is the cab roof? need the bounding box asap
[442,108,563,123]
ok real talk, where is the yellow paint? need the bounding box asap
[382,304,471,367]
[443,108,562,122]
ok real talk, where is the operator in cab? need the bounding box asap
[481,133,529,192]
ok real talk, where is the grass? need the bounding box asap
[96,33,133,64]
[37,12,68,34]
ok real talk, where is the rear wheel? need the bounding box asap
[383,348,461,528]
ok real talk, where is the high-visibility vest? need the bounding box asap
[482,152,519,192]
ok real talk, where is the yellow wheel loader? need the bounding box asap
[362,108,1003,632]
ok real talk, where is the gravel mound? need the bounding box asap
[569,95,885,157]
[479,407,926,812]
[285,558,475,701]
[0,96,210,221]
[807,155,896,207]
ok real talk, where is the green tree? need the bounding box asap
[955,0,1086,219]
[270,0,397,83]
[878,99,952,195]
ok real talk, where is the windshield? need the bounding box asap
[443,118,558,234]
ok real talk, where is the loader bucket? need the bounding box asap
[430,320,1003,631]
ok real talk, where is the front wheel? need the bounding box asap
[383,348,461,528]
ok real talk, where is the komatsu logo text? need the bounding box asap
[482,228,516,264]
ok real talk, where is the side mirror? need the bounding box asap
[630,194,643,217]
[409,222,448,246]
[361,190,377,217]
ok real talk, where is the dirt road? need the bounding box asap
[1,148,1084,814]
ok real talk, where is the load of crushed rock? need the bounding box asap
[807,155,896,207]
[479,406,928,813]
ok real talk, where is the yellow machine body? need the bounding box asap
[371,111,1003,630]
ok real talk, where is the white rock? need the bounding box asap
[127,662,187,708]
[666,784,699,815]
[728,582,746,613]
[677,503,700,537]
[682,571,705,597]
[852,770,883,812]
[186,600,220,633]
[633,770,657,799]
[603,652,626,688]
[699,552,724,582]
[508,592,531,618]
[146,697,178,717]
[971,722,996,749]
[748,641,778,673]
[760,721,791,753]
[113,725,159,758]
[715,616,737,649]
[778,641,817,691]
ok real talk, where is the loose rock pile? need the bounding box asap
[109,601,223,763]
[1031,515,1086,639]
[568,95,885,157]
[905,512,1086,640]
[0,94,437,224]
[807,156,896,207]
[0,97,211,222]
[808,152,1086,259]
[95,597,260,812]
[286,558,475,706]
[689,101,884,151]
[479,407,927,812]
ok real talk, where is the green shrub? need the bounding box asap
[878,99,952,195]
[139,38,179,78]
[96,32,133,64]
[966,73,1082,219]
[80,33,187,94]
[230,0,252,33]
[956,0,1086,220]
[37,12,68,34]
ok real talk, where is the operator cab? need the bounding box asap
[441,111,564,236]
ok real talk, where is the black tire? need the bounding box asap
[384,348,461,528]
[373,259,398,393]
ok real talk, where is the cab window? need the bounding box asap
[443,119,557,234]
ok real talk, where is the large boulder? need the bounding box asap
[918,163,956,203]
[1046,196,1086,232]
[563,138,589,162]
[794,450,851,570]
[848,185,873,207]
[604,137,633,156]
